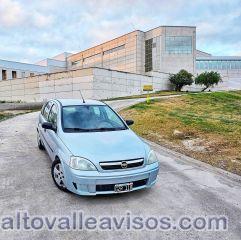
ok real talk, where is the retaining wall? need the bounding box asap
[0,67,171,102]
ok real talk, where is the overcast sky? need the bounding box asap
[0,0,241,63]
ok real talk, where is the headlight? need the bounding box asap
[147,150,158,164]
[69,156,97,171]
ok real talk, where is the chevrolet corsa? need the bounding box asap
[37,99,159,195]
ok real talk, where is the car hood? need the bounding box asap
[60,129,146,163]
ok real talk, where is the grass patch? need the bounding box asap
[0,109,38,122]
[0,112,14,121]
[120,91,241,175]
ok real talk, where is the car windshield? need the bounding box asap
[62,105,127,132]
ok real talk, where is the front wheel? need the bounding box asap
[51,159,69,192]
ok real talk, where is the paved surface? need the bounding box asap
[0,98,241,240]
[0,94,183,111]
[0,102,42,111]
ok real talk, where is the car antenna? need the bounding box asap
[79,90,85,103]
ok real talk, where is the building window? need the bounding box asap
[165,36,192,54]
[83,53,102,63]
[30,73,35,77]
[103,45,125,55]
[12,71,17,79]
[145,38,153,72]
[196,60,241,70]
[2,70,7,80]
[22,72,25,78]
[72,61,78,66]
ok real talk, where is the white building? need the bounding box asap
[0,60,46,80]
[196,54,241,90]
[36,52,72,73]
[0,25,241,102]
[67,25,241,90]
[0,52,72,81]
[68,26,196,75]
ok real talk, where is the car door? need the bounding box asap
[45,103,59,161]
[39,101,53,155]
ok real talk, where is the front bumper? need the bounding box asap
[62,162,159,196]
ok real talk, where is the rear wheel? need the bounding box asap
[37,131,45,150]
[51,159,69,192]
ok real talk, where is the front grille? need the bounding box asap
[100,158,144,170]
[96,179,148,192]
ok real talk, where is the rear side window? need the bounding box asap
[42,102,52,120]
[48,104,58,128]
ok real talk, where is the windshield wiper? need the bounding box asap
[64,127,127,132]
[64,128,92,132]
[89,127,127,132]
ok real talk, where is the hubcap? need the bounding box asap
[53,163,66,188]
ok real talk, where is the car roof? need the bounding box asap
[54,99,106,107]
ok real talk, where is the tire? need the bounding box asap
[37,131,45,150]
[51,159,69,192]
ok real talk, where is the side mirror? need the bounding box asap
[125,120,134,126]
[42,122,56,131]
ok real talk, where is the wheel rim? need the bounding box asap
[53,163,66,188]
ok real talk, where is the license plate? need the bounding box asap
[114,182,133,193]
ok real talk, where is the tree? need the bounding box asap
[195,71,222,92]
[169,69,193,91]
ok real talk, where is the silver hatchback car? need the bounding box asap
[37,99,159,196]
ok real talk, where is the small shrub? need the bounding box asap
[169,69,193,91]
[195,71,222,91]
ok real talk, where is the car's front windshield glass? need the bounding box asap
[62,105,127,132]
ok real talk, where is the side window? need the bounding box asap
[41,103,47,115]
[48,104,58,128]
[42,102,52,120]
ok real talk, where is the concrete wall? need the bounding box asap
[92,68,171,99]
[226,70,241,90]
[0,68,93,102]
[0,67,170,102]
